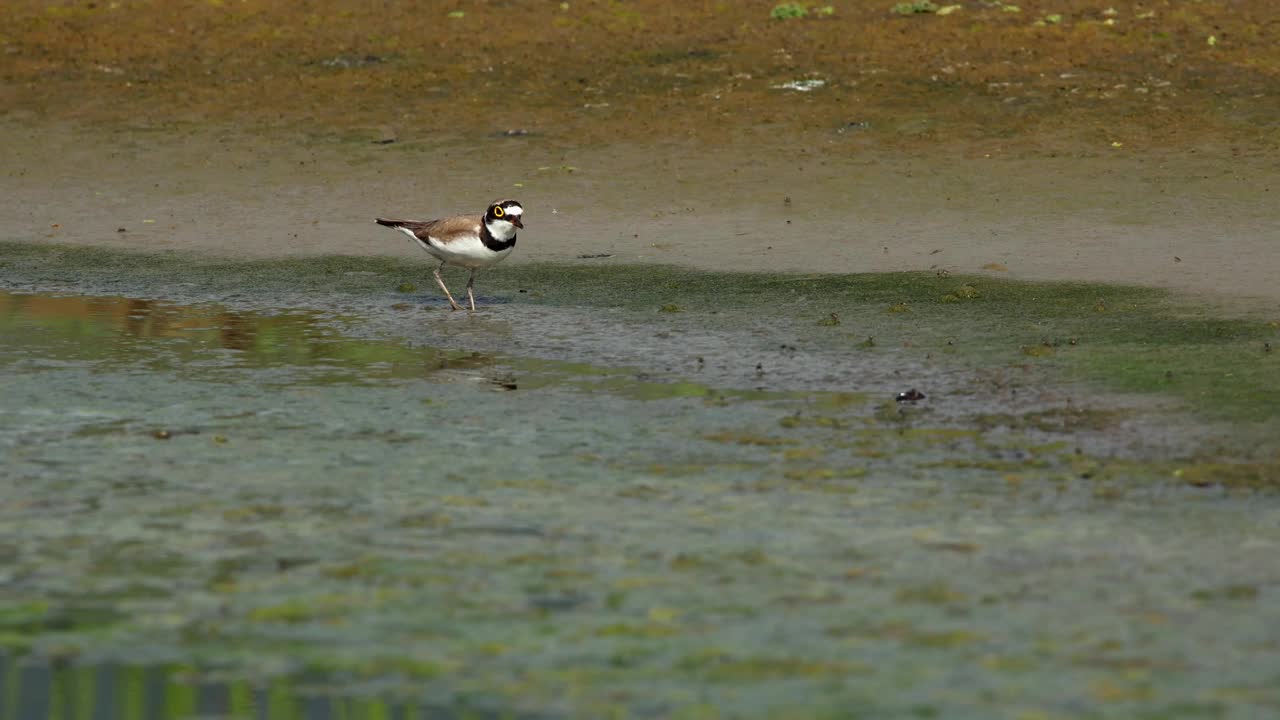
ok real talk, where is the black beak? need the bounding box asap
[512,217,524,229]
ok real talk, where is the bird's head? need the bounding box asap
[485,199,524,239]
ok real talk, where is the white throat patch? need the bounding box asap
[486,218,517,240]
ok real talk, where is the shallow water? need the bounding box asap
[0,655,536,720]
[2,278,1279,719]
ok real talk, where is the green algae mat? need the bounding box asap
[1,244,1279,719]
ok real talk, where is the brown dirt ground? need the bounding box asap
[3,0,1278,148]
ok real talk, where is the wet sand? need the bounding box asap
[4,122,1279,303]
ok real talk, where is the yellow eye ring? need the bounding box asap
[493,206,505,217]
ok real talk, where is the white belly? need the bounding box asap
[399,228,513,269]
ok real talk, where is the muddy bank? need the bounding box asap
[4,0,1278,149]
[4,0,1278,304]
[3,123,1279,304]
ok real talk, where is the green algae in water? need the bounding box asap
[3,241,1275,420]
[0,657,532,720]
[3,244,1280,718]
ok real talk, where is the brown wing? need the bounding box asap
[376,214,482,243]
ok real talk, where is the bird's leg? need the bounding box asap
[433,262,463,311]
[466,269,477,312]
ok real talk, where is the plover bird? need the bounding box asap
[376,199,524,311]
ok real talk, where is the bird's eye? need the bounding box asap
[493,206,505,217]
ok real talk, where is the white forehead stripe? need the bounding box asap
[504,205,522,215]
